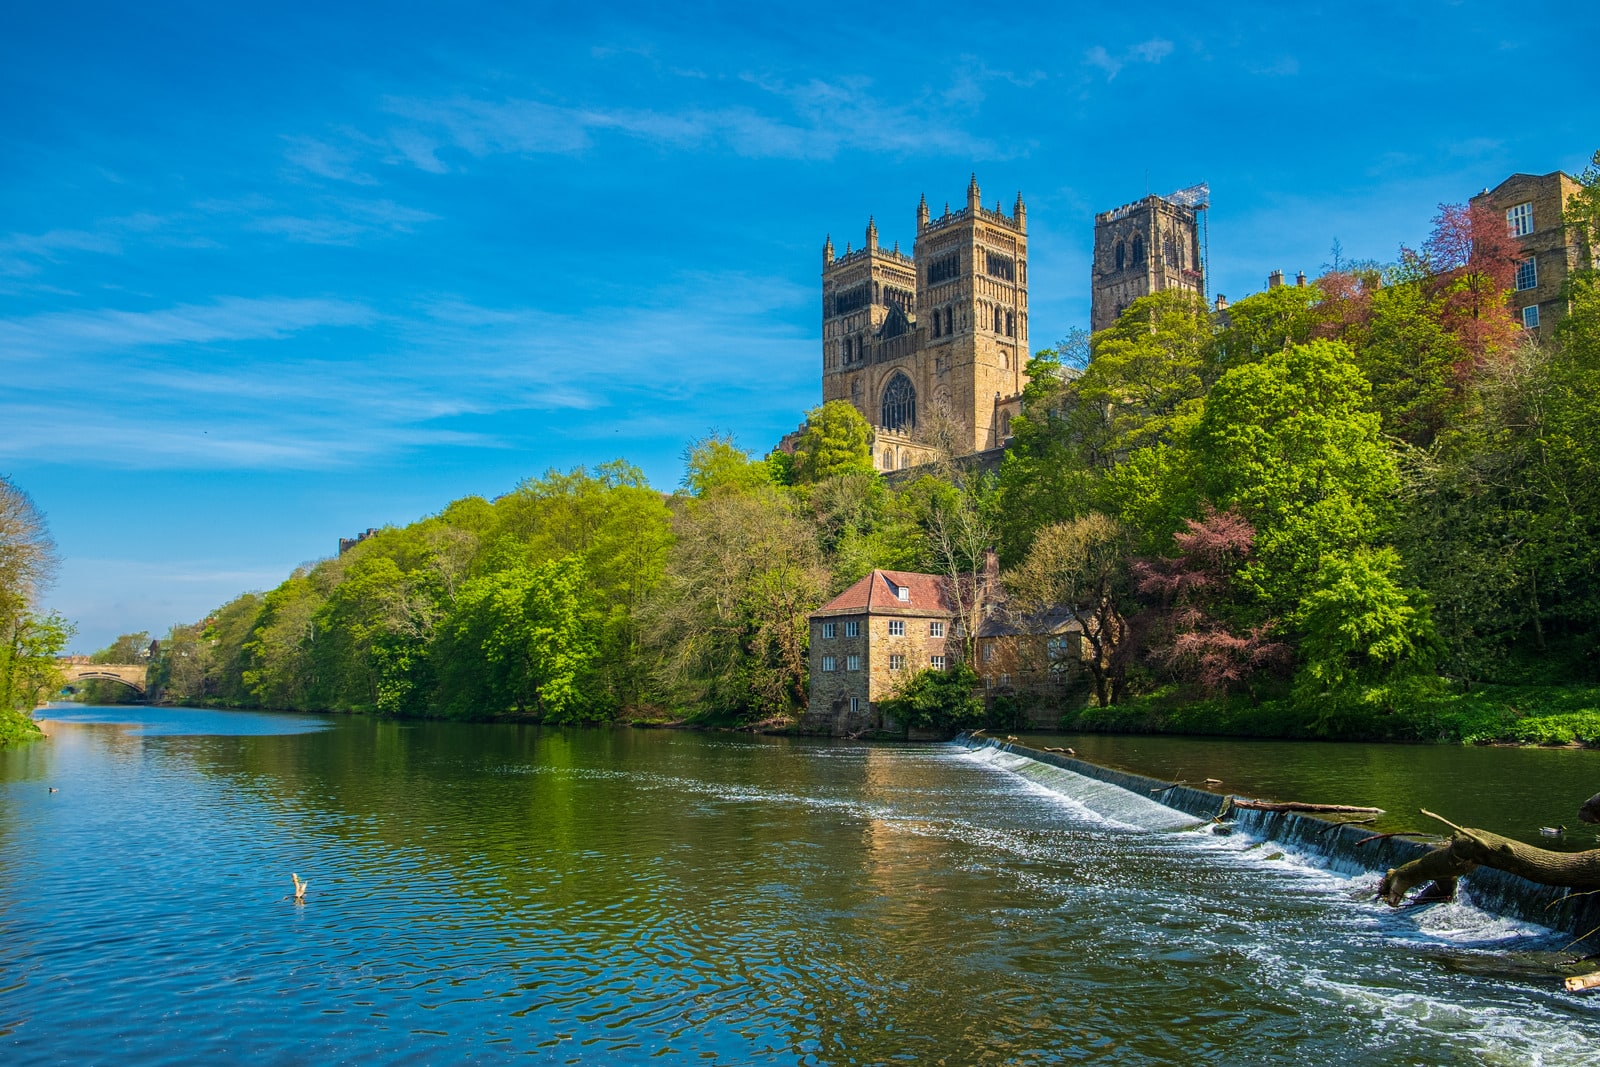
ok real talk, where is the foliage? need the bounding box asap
[791,400,875,484]
[878,664,984,732]
[1,475,69,740]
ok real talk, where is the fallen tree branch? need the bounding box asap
[1354,831,1431,847]
[1381,812,1600,907]
[1232,799,1385,814]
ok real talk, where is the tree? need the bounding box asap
[791,400,875,483]
[682,435,774,497]
[1079,290,1213,456]
[1296,546,1436,692]
[919,472,1002,666]
[1133,509,1289,698]
[1403,201,1523,369]
[878,664,984,731]
[645,487,827,721]
[1005,514,1135,707]
[1,475,70,737]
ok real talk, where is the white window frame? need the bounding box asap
[889,654,905,671]
[843,620,860,638]
[931,655,946,670]
[929,621,945,637]
[1516,256,1538,292]
[983,644,995,663]
[821,621,836,639]
[821,655,836,672]
[846,654,861,672]
[1507,201,1534,237]
[849,697,859,713]
[1523,304,1541,329]
[888,619,905,636]
[895,585,909,601]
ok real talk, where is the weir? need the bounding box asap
[956,734,1600,939]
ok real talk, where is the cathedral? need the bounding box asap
[821,175,1029,471]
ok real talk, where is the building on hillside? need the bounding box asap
[1090,185,1209,332]
[821,176,1030,472]
[975,608,1083,707]
[339,527,379,555]
[803,569,954,736]
[1471,170,1594,339]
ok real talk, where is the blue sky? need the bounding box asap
[3,1,1596,651]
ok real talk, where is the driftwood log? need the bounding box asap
[1379,808,1600,907]
[1232,799,1385,815]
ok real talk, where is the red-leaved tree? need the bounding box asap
[1133,508,1291,698]
[1407,201,1524,370]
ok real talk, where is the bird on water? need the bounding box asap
[291,873,309,902]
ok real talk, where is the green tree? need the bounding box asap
[792,400,875,483]
[1,475,70,739]
[1296,546,1436,692]
[682,435,774,497]
[878,664,984,731]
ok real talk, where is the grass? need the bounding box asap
[1059,680,1600,746]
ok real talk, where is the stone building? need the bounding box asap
[803,569,954,735]
[821,176,1029,471]
[1090,186,1208,332]
[975,608,1082,703]
[1471,170,1594,339]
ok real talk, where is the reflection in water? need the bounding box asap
[1,708,1597,1064]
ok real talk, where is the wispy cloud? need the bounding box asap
[0,227,124,276]
[1085,38,1175,81]
[0,272,813,470]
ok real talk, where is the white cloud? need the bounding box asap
[1085,38,1176,81]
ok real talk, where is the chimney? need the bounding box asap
[983,547,1000,584]
[1295,270,1307,287]
[1214,293,1229,311]
[1268,270,1284,289]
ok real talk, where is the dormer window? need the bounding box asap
[896,585,909,601]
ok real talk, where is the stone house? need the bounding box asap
[803,569,954,736]
[1470,170,1594,340]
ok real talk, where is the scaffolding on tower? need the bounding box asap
[1162,182,1211,301]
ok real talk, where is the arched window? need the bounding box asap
[880,372,917,432]
[1164,233,1178,267]
[1115,241,1125,271]
[882,448,893,469]
[932,310,941,338]
[1132,235,1145,265]
[944,307,953,335]
[994,306,1003,332]
[1006,311,1015,337]
[1001,413,1012,439]
[899,450,910,470]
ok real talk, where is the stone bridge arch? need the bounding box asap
[57,658,148,697]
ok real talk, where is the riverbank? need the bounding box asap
[1062,681,1600,747]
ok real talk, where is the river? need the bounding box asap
[2,705,1596,1064]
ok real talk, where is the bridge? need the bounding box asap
[57,657,148,697]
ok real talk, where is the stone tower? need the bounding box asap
[822,176,1029,468]
[1090,188,1207,332]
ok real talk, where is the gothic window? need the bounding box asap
[928,252,961,284]
[1115,241,1125,271]
[985,252,1015,281]
[882,448,893,468]
[994,306,1003,332]
[880,373,917,432]
[1132,235,1145,266]
[1001,412,1012,438]
[835,285,870,315]
[1164,233,1178,267]
[932,311,941,338]
[843,337,852,364]
[944,307,953,335]
[1006,311,1015,337]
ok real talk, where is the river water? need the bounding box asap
[2,705,1596,1064]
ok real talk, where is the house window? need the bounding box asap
[821,622,836,639]
[1507,202,1534,237]
[821,656,836,672]
[930,621,945,637]
[846,655,861,671]
[889,654,905,670]
[844,621,860,637]
[999,673,1011,687]
[931,655,946,670]
[983,644,995,663]
[1523,305,1541,329]
[888,620,905,636]
[850,697,859,713]
[895,585,909,601]
[1516,257,1538,291]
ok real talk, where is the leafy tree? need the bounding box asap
[1079,289,1213,456]
[1,475,70,737]
[645,487,826,721]
[1214,283,1324,368]
[1005,513,1135,707]
[1192,341,1402,616]
[791,400,875,483]
[438,555,603,722]
[878,664,984,731]
[1296,547,1436,692]
[1133,509,1289,697]
[682,435,774,497]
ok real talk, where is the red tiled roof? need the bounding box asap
[814,569,954,616]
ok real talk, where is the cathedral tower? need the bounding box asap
[822,176,1029,467]
[1090,185,1208,332]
